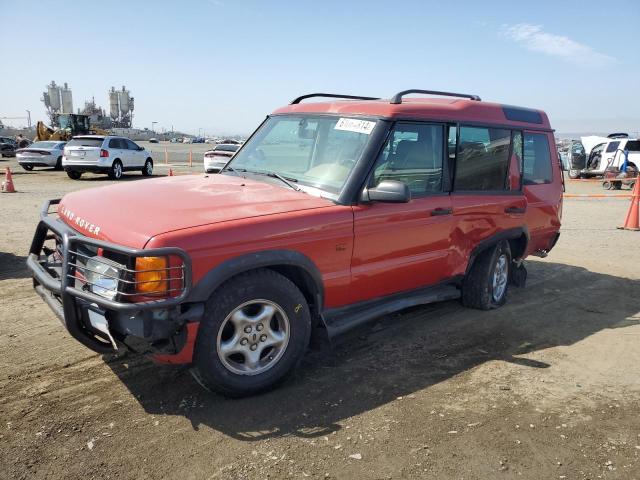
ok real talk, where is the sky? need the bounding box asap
[1,0,639,136]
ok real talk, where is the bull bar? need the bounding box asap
[27,199,193,353]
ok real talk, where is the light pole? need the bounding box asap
[25,110,31,129]
[151,121,158,133]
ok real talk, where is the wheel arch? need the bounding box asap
[464,227,529,277]
[187,250,325,326]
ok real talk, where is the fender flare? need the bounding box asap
[464,226,530,276]
[186,249,325,312]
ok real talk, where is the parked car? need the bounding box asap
[62,135,154,180]
[27,89,562,397]
[149,138,159,143]
[0,136,17,157]
[203,143,240,173]
[566,134,640,179]
[16,141,66,170]
[182,137,193,144]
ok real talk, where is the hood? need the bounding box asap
[58,174,334,248]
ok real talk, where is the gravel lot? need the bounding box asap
[1,153,639,480]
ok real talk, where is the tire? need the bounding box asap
[21,165,34,171]
[193,269,312,397]
[462,241,511,310]
[142,158,153,176]
[108,160,123,180]
[602,181,613,190]
[568,169,581,179]
[55,156,62,170]
[66,170,82,180]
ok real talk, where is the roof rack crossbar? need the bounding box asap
[290,93,380,105]
[390,89,481,104]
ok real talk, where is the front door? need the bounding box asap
[350,122,455,304]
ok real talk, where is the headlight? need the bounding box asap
[85,257,123,300]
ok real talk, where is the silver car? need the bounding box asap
[16,141,66,171]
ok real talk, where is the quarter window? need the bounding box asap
[453,126,511,191]
[372,123,444,196]
[523,133,553,184]
[605,141,620,153]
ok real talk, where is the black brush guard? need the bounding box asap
[27,199,192,353]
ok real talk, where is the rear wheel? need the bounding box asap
[108,160,123,180]
[568,169,581,179]
[66,170,82,180]
[55,156,62,170]
[142,158,153,176]
[193,269,311,397]
[462,242,511,310]
[21,165,34,171]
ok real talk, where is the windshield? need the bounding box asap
[226,115,377,197]
[30,141,59,149]
[215,144,240,152]
[66,138,104,148]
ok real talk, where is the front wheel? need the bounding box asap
[193,269,311,397]
[66,170,82,180]
[108,160,123,180]
[568,169,581,179]
[21,165,34,171]
[462,241,511,310]
[142,158,153,176]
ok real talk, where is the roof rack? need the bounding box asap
[390,89,481,104]
[290,93,380,105]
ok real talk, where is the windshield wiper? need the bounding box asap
[264,171,300,191]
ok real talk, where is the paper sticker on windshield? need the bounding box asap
[334,118,376,135]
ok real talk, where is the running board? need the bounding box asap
[322,283,461,339]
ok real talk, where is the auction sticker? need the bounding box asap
[334,118,376,135]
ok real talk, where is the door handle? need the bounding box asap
[505,207,526,214]
[431,207,453,216]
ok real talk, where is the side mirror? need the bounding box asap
[362,180,411,203]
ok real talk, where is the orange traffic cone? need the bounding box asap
[618,179,640,231]
[168,168,174,176]
[1,167,16,193]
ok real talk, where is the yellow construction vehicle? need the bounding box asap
[35,114,109,141]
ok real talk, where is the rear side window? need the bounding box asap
[67,138,104,148]
[523,133,553,185]
[453,126,511,191]
[372,122,444,196]
[108,139,120,148]
[605,141,620,153]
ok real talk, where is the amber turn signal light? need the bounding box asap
[135,256,167,293]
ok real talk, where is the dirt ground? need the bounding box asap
[1,156,639,480]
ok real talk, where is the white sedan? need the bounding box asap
[203,143,240,173]
[16,141,67,171]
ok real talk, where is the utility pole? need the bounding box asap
[151,121,157,133]
[25,110,31,129]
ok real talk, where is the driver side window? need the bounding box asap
[372,122,444,196]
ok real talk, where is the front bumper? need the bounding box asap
[27,199,197,355]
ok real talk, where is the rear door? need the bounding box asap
[351,122,455,303]
[108,138,127,165]
[448,125,528,275]
[522,131,563,253]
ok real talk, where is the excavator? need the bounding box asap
[35,113,109,141]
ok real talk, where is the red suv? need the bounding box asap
[27,89,563,396]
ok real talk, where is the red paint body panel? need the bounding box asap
[57,175,335,248]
